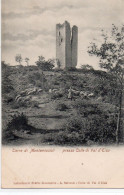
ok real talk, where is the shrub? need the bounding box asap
[2,113,29,144]
[64,116,85,133]
[3,94,14,104]
[54,111,117,145]
[31,101,39,108]
[11,99,39,109]
[85,114,117,144]
[35,81,42,88]
[71,100,117,144]
[11,102,20,109]
[6,113,28,131]
[54,116,86,145]
[11,100,28,109]
[56,103,69,111]
[35,57,55,71]
[54,131,86,145]
[2,62,15,97]
[66,67,77,71]
[50,92,63,100]
[73,99,117,117]
[54,68,63,72]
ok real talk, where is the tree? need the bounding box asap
[81,64,94,70]
[38,56,45,63]
[25,57,30,66]
[2,61,7,68]
[35,56,55,71]
[2,61,14,97]
[88,24,124,144]
[15,54,23,65]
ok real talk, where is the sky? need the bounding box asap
[2,0,124,69]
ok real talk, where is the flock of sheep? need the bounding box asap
[15,86,96,104]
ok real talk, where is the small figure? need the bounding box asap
[68,87,73,100]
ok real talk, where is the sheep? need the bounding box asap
[37,89,43,93]
[15,95,21,101]
[88,93,94,97]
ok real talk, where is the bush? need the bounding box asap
[56,103,69,111]
[3,94,15,104]
[11,99,39,109]
[54,116,86,145]
[2,113,29,143]
[50,92,63,100]
[66,67,77,71]
[54,131,86,145]
[31,101,39,108]
[7,113,28,131]
[73,99,117,117]
[11,100,28,109]
[2,62,15,97]
[71,100,117,144]
[35,57,55,71]
[54,68,63,72]
[64,116,85,133]
[85,114,117,144]
[54,111,117,145]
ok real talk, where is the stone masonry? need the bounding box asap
[56,21,78,69]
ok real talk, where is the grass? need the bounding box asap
[2,64,123,146]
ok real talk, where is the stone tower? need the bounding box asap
[56,21,78,69]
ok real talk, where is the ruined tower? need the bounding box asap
[56,21,78,69]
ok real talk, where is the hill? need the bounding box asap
[2,64,123,146]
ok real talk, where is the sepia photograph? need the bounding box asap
[1,0,124,189]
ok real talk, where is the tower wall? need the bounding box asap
[65,21,72,68]
[71,26,78,68]
[56,23,66,69]
[56,21,78,69]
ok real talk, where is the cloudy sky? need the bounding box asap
[2,0,124,69]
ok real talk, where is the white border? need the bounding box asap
[0,0,124,194]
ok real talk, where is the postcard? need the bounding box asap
[1,0,124,188]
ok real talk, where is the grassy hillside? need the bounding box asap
[2,64,123,146]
